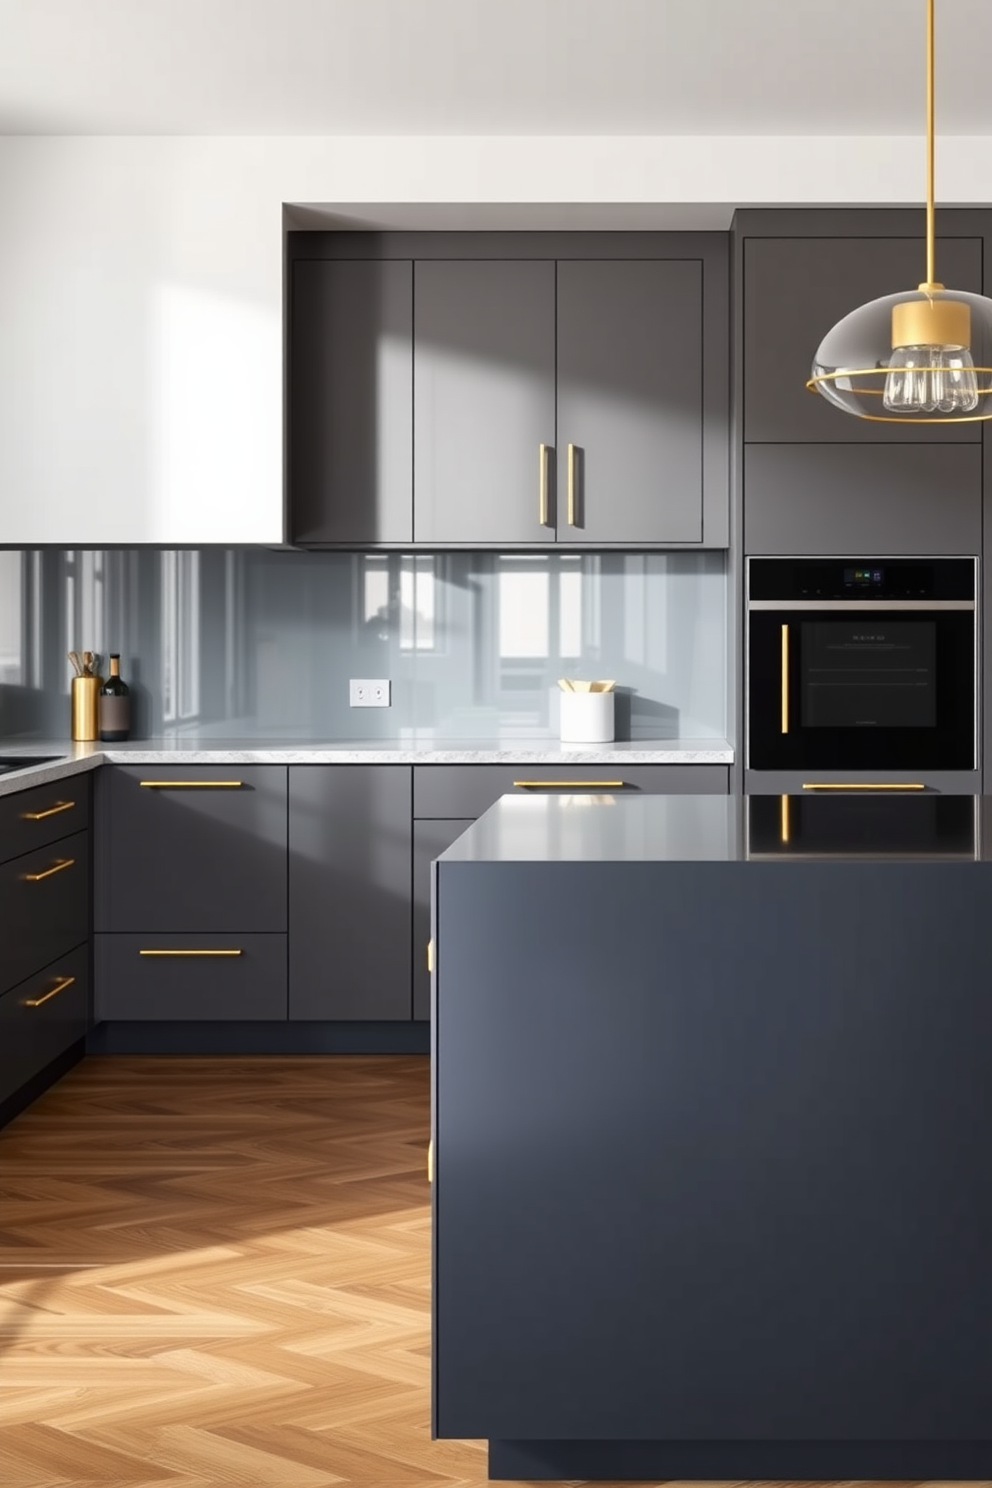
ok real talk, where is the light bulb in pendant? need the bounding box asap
[882,292,979,415]
[883,343,979,414]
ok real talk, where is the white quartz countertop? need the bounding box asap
[0,736,734,799]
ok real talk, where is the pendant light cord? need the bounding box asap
[924,0,937,290]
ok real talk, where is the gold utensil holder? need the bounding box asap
[71,675,101,741]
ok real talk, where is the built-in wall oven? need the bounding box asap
[746,557,977,772]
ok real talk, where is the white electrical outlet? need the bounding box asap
[349,678,391,708]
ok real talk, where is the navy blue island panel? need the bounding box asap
[431,793,992,1481]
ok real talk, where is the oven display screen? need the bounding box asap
[843,566,885,589]
[802,621,936,729]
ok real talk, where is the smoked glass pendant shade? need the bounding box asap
[808,286,992,423]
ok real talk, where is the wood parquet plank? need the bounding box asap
[0,1054,985,1488]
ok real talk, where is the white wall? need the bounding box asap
[2,133,991,545]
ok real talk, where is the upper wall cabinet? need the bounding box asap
[556,260,703,544]
[288,234,729,549]
[290,259,413,544]
[744,235,984,443]
[414,260,556,544]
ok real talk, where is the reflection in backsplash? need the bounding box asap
[0,549,726,741]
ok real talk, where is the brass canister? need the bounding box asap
[71,675,101,741]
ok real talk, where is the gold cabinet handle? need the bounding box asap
[538,443,551,527]
[24,974,76,1008]
[427,939,434,973]
[427,1138,434,1184]
[801,782,926,791]
[21,800,75,821]
[567,443,577,526]
[140,780,243,788]
[139,949,243,956]
[781,623,789,734]
[23,857,74,882]
[513,779,624,788]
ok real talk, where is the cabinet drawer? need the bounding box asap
[95,934,287,1020]
[413,764,728,819]
[96,766,287,932]
[0,946,90,1108]
[0,774,91,865]
[0,831,90,997]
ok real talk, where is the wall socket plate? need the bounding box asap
[349,678,391,708]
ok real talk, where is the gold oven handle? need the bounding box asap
[24,975,76,1008]
[21,800,76,822]
[802,783,926,792]
[780,623,789,734]
[23,858,74,882]
[513,780,624,788]
[140,780,243,788]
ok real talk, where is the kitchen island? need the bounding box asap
[431,792,992,1481]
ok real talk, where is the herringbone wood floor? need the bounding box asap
[0,1056,982,1488]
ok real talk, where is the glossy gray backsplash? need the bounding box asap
[0,548,726,741]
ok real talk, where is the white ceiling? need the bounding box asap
[1,0,991,138]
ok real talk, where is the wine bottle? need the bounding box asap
[99,654,131,742]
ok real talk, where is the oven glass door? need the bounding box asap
[748,608,975,770]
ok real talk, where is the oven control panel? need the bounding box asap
[748,557,976,603]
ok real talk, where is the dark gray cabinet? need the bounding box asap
[0,946,90,1109]
[95,935,287,1021]
[744,235,984,443]
[413,260,556,545]
[96,766,288,933]
[413,818,473,1021]
[743,443,982,555]
[290,259,413,544]
[288,765,412,1020]
[557,260,703,543]
[0,832,90,997]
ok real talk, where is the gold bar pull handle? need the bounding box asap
[140,780,243,788]
[23,858,74,882]
[513,779,624,788]
[139,949,243,957]
[24,975,76,1009]
[427,1138,434,1184]
[567,443,577,527]
[802,782,926,792]
[21,800,75,822]
[781,623,789,734]
[538,443,551,527]
[426,939,434,973]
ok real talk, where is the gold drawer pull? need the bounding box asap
[427,939,434,973]
[513,779,624,788]
[23,857,74,882]
[427,1138,434,1184]
[21,800,75,821]
[24,974,76,1008]
[139,949,243,957]
[140,780,243,788]
[801,782,926,791]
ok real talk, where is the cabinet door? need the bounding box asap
[414,261,556,544]
[291,259,413,543]
[289,765,412,1020]
[0,946,90,1108]
[0,832,89,996]
[413,819,474,1022]
[557,260,703,544]
[744,236,983,443]
[96,766,287,932]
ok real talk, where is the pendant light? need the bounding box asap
[807,0,992,422]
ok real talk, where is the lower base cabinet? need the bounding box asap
[0,945,90,1107]
[289,765,413,1020]
[95,935,287,1020]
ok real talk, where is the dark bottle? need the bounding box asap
[99,654,131,742]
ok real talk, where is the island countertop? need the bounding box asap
[441,789,985,862]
